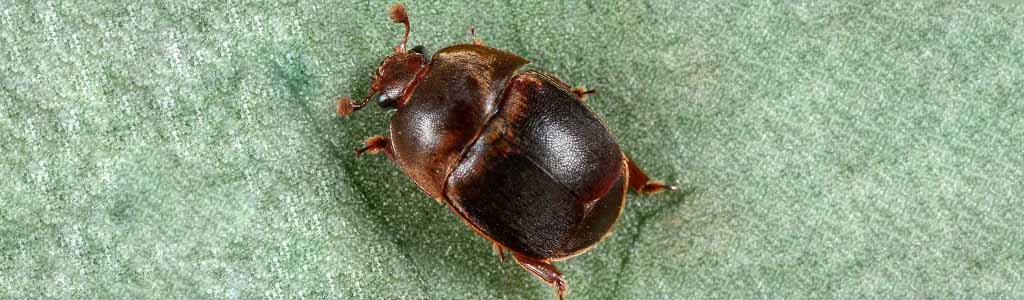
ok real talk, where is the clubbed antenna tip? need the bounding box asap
[388,3,412,53]
[336,96,356,117]
[389,3,408,25]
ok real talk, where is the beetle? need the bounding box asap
[335,4,675,299]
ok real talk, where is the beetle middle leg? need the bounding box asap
[571,86,596,102]
[626,154,677,195]
[355,135,391,158]
[468,27,485,46]
[512,253,568,300]
[492,243,507,263]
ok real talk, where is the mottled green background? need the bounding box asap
[2,1,1023,299]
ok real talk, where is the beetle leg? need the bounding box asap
[355,135,391,158]
[626,154,677,195]
[468,27,485,46]
[512,253,567,300]
[571,86,596,102]
[492,243,506,263]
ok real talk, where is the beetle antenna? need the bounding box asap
[389,3,411,53]
[336,92,373,117]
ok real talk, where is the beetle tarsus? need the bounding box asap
[512,253,568,300]
[625,154,677,195]
[571,87,596,102]
[640,180,676,195]
[355,135,389,156]
[468,27,485,46]
[555,279,567,300]
[493,243,506,263]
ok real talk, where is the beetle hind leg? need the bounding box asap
[626,154,677,195]
[512,253,567,300]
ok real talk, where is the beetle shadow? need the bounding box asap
[608,187,698,299]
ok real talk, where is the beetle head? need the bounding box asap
[337,3,429,117]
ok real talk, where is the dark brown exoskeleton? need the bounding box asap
[336,4,675,299]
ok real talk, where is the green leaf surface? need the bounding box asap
[2,1,1023,299]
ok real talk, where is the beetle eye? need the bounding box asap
[410,45,429,64]
[377,91,398,109]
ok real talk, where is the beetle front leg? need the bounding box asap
[355,135,393,159]
[512,253,567,300]
[625,154,677,195]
